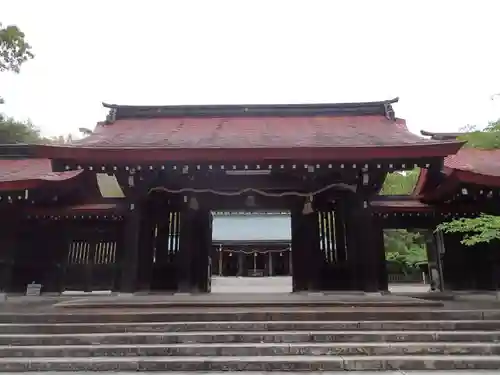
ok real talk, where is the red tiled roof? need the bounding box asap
[0,159,83,191]
[33,115,463,162]
[444,148,500,178]
[415,147,500,200]
[442,148,500,187]
[75,116,438,149]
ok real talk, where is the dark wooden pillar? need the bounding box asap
[374,219,388,292]
[344,197,360,290]
[291,206,321,292]
[120,206,141,293]
[334,205,347,263]
[237,253,244,276]
[442,232,467,290]
[177,202,201,293]
[464,240,497,291]
[43,221,70,294]
[193,209,212,293]
[329,205,349,290]
[291,208,306,291]
[268,252,273,276]
[0,216,20,293]
[490,240,500,291]
[137,211,155,291]
[345,194,379,292]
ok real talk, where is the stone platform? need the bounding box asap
[53,276,442,309]
[10,372,500,375]
[53,292,443,309]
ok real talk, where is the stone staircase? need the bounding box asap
[0,309,499,371]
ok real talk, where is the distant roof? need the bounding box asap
[32,98,463,163]
[420,130,466,140]
[414,142,500,199]
[444,148,500,186]
[212,214,291,242]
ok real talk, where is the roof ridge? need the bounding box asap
[102,98,399,122]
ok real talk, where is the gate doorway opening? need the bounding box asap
[210,211,292,293]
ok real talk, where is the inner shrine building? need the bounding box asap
[1,97,495,294]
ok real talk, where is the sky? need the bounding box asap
[1,0,500,138]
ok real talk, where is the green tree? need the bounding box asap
[0,23,33,74]
[380,169,420,195]
[437,215,500,246]
[0,22,39,143]
[384,229,427,273]
[457,119,500,149]
[379,169,427,269]
[0,116,40,143]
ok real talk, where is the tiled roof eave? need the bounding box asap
[32,142,464,163]
[0,169,84,191]
[447,168,500,188]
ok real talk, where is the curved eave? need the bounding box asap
[420,130,465,140]
[26,203,128,217]
[444,167,500,188]
[371,198,433,213]
[0,169,84,192]
[32,142,464,163]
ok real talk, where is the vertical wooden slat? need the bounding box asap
[173,211,180,262]
[329,211,336,263]
[330,211,337,262]
[318,212,326,261]
[152,224,158,263]
[324,211,333,263]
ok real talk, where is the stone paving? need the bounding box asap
[1,276,500,312]
[211,276,294,293]
[15,371,500,374]
[211,276,433,294]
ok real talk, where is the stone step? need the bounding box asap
[1,320,499,334]
[2,342,500,357]
[0,309,498,323]
[0,355,499,371]
[3,372,496,375]
[1,330,499,346]
[54,298,443,309]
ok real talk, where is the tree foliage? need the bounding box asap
[377,169,427,269]
[0,116,40,143]
[457,119,500,150]
[0,22,39,144]
[384,229,427,273]
[380,169,420,195]
[0,23,33,74]
[437,214,500,246]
